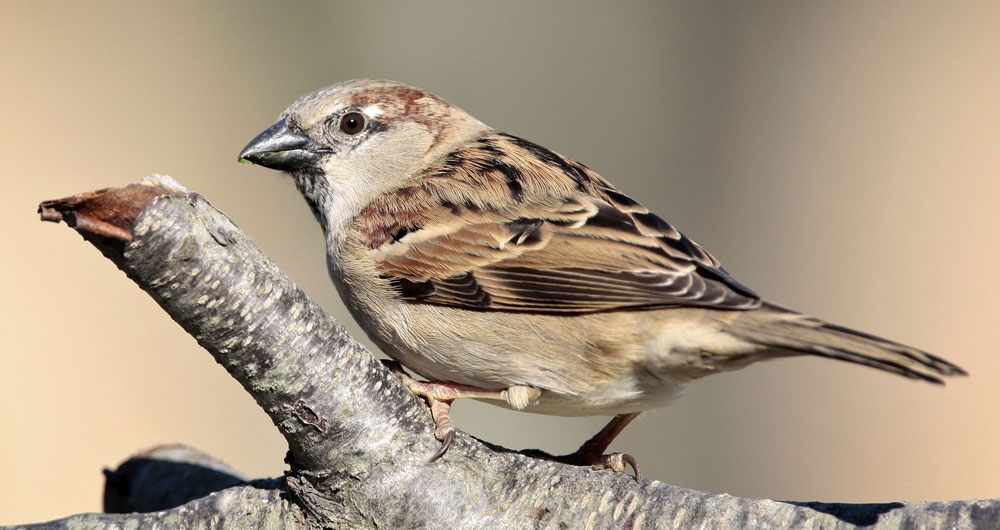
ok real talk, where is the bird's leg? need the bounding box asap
[557,412,641,478]
[380,360,540,461]
[381,360,639,476]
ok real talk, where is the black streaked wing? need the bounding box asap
[360,132,761,314]
[376,194,759,313]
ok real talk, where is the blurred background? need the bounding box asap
[3,1,999,524]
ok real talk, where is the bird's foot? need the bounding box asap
[535,412,642,479]
[555,449,641,478]
[380,360,509,461]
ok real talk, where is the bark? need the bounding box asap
[15,175,998,529]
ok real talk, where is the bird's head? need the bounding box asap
[239,79,488,230]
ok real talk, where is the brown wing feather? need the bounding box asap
[355,132,761,314]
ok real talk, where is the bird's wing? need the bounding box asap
[354,132,761,313]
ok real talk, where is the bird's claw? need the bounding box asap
[557,450,641,479]
[380,359,492,462]
[429,428,455,462]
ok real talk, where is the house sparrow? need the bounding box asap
[239,79,966,476]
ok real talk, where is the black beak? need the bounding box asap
[238,118,327,170]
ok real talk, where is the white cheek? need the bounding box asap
[314,122,434,241]
[319,162,375,230]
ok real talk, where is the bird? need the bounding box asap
[238,79,966,477]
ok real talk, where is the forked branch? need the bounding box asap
[18,175,996,529]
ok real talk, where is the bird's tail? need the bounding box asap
[722,303,967,383]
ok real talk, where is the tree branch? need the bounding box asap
[17,175,998,529]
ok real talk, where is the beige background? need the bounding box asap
[3,1,999,524]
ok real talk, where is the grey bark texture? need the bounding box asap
[17,175,999,529]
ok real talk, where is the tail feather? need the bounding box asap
[724,303,967,383]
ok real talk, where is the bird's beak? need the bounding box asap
[238,118,327,170]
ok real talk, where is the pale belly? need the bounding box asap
[339,285,694,416]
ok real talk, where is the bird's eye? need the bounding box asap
[339,112,366,135]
